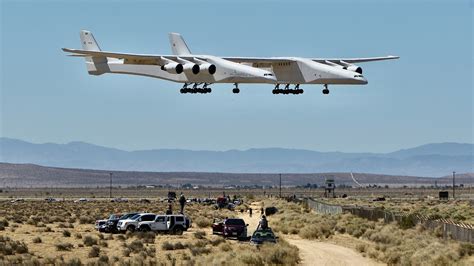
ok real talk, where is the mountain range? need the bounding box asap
[0,138,472,177]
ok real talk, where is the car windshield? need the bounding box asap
[253,230,275,239]
[121,213,136,219]
[129,214,141,220]
[225,219,245,226]
[109,214,119,219]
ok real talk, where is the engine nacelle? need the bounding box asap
[161,63,183,74]
[183,63,200,75]
[346,65,363,74]
[199,63,217,75]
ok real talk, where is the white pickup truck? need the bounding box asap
[138,214,191,235]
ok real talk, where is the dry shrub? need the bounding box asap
[88,245,101,258]
[128,240,144,253]
[83,235,98,246]
[63,230,71,237]
[67,258,82,266]
[56,242,73,251]
[0,236,29,255]
[0,219,9,230]
[98,254,109,264]
[356,243,367,253]
[193,231,206,239]
[194,217,212,228]
[162,241,187,250]
[135,231,156,244]
[298,222,334,239]
[32,237,42,243]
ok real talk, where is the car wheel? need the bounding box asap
[126,225,135,232]
[140,225,150,232]
[173,227,183,235]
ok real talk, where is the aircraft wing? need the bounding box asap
[312,55,400,64]
[62,48,196,64]
[222,55,399,64]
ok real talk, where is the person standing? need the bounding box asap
[179,193,186,214]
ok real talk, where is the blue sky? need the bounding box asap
[1,0,472,152]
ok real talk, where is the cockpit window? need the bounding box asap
[264,73,274,76]
[354,74,363,78]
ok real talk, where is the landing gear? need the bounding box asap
[180,83,212,94]
[272,84,303,95]
[232,83,240,94]
[322,84,329,95]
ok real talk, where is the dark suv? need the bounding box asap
[100,213,139,233]
[212,218,248,240]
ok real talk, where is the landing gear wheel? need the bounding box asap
[232,88,240,94]
[322,84,329,95]
[180,89,185,94]
[206,88,212,93]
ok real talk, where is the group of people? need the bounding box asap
[166,193,187,215]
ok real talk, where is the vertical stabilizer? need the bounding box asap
[80,30,101,51]
[169,33,192,55]
[79,30,108,75]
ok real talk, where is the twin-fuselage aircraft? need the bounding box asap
[63,30,398,95]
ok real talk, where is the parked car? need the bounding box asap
[139,198,151,203]
[74,198,89,203]
[212,218,248,240]
[10,198,25,203]
[99,213,139,233]
[95,219,108,230]
[138,214,191,235]
[111,198,128,202]
[250,228,278,245]
[44,198,57,203]
[117,213,156,232]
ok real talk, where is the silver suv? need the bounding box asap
[138,214,191,235]
[117,213,156,232]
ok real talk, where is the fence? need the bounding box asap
[304,198,474,243]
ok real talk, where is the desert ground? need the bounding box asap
[0,189,473,265]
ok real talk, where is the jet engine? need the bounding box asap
[346,65,363,74]
[199,63,217,75]
[183,63,200,75]
[161,62,183,74]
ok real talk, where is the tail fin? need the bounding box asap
[169,33,192,55]
[80,30,101,51]
[79,30,108,75]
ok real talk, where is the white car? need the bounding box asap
[116,213,156,232]
[74,198,89,203]
[138,214,191,235]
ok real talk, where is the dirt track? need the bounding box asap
[242,202,384,266]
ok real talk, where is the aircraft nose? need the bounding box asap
[353,75,367,84]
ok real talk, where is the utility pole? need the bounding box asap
[279,173,282,198]
[109,172,113,198]
[452,171,455,200]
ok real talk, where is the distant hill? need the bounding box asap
[1,162,472,188]
[0,138,472,177]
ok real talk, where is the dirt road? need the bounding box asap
[241,202,384,266]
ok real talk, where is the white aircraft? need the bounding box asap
[63,30,398,95]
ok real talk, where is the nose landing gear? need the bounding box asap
[232,83,240,94]
[322,84,329,95]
